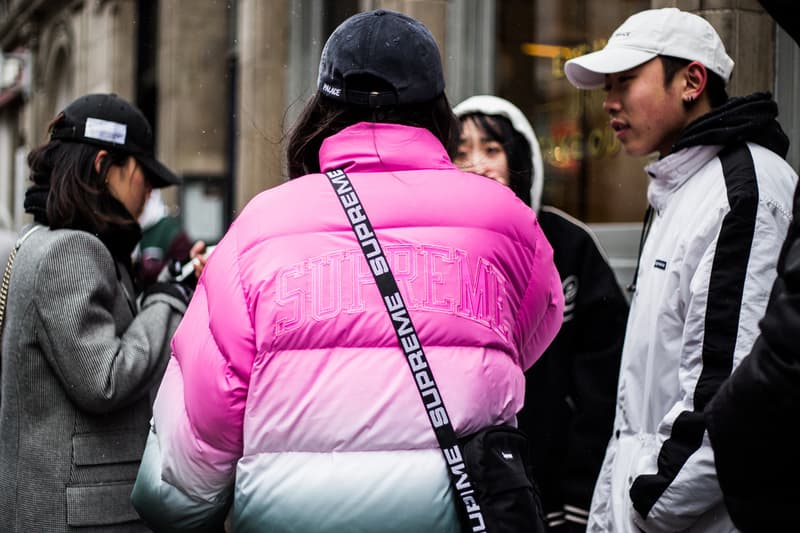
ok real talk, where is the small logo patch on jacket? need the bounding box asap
[654,259,667,270]
[562,275,578,323]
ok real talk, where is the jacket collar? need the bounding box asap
[645,144,722,212]
[318,122,456,174]
[672,92,788,157]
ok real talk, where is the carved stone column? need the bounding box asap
[234,0,289,211]
[157,0,229,176]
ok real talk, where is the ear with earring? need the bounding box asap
[683,62,707,107]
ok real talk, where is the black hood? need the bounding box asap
[672,92,790,158]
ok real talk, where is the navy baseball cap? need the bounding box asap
[49,93,181,188]
[317,9,445,107]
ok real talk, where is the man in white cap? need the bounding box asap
[564,7,797,533]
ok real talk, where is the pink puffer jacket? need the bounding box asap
[132,122,563,532]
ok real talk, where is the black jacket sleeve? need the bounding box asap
[705,182,800,533]
[520,208,628,530]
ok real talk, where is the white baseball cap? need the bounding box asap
[564,8,734,90]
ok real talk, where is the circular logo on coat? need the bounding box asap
[562,275,578,322]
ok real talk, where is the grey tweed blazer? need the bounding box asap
[0,225,187,532]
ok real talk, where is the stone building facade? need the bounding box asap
[0,0,794,249]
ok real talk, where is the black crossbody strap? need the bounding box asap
[325,168,487,532]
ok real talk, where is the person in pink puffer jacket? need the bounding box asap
[132,9,563,533]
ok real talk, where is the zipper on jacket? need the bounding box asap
[627,206,654,295]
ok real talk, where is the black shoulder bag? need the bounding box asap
[325,168,545,533]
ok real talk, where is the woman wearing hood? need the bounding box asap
[453,95,629,533]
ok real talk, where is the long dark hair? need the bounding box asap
[458,113,533,206]
[27,115,134,234]
[286,89,460,178]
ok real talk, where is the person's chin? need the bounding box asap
[621,142,651,158]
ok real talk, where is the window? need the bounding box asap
[494,0,649,222]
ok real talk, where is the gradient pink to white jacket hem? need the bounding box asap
[134,122,563,531]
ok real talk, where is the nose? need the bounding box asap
[603,92,620,116]
[467,152,488,176]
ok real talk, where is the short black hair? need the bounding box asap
[661,55,729,108]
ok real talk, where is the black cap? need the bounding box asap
[317,9,445,107]
[49,93,181,188]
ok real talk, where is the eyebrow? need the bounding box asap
[458,135,497,144]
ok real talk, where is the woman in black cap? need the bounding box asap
[0,93,192,532]
[132,10,562,532]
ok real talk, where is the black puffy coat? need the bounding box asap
[704,179,800,532]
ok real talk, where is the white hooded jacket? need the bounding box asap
[589,93,797,533]
[453,95,546,213]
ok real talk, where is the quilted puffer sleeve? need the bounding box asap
[132,225,254,531]
[516,218,564,371]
